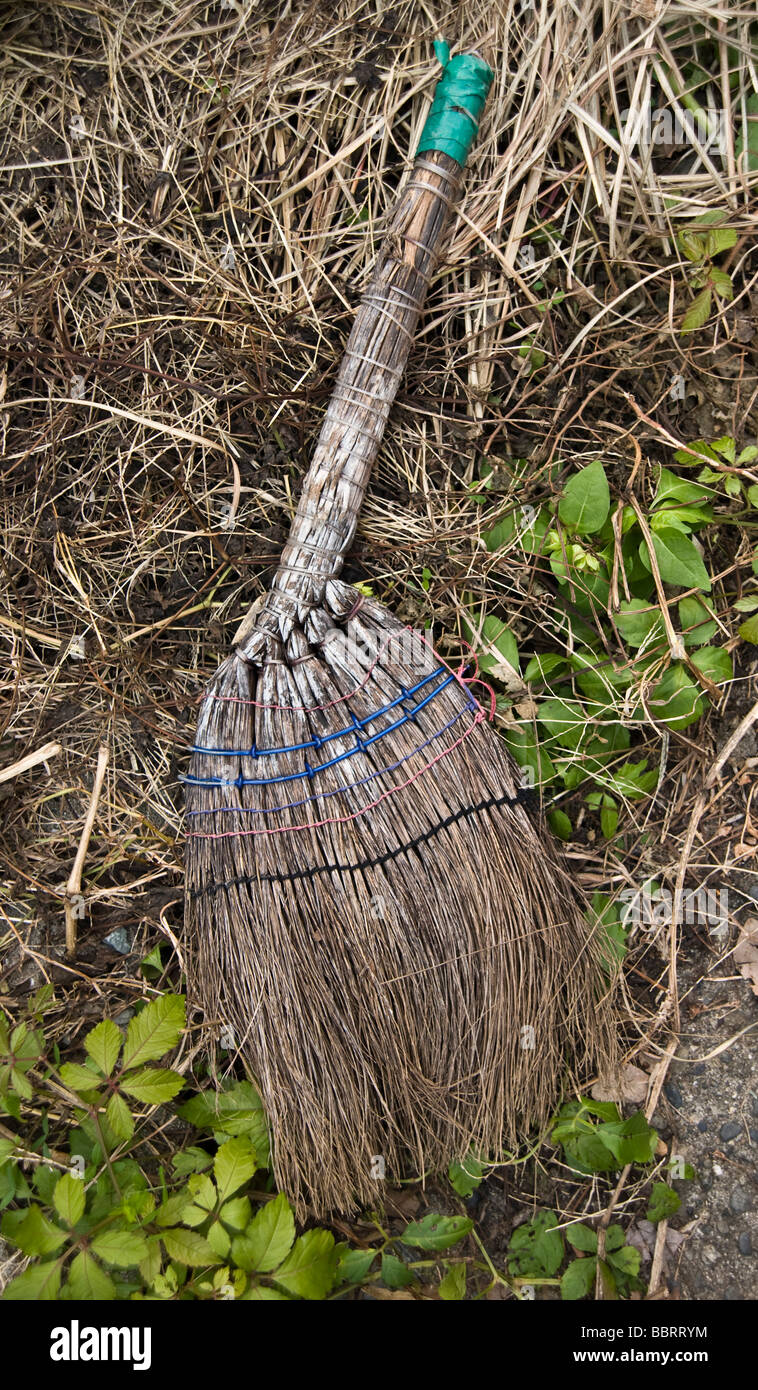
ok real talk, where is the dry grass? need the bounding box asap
[1,0,757,1272]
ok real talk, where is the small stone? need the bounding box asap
[738,1232,752,1256]
[724,1284,742,1300]
[697,1119,708,1133]
[693,1063,706,1076]
[750,1129,758,1143]
[664,1082,684,1108]
[730,1188,751,1214]
[751,1096,758,1118]
[720,1121,741,1142]
[104,926,133,955]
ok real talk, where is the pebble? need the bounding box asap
[664,1082,684,1108]
[720,1121,741,1142]
[693,1063,706,1076]
[750,1129,758,1143]
[697,1118,708,1133]
[751,1096,758,1119]
[730,1188,751,1214]
[738,1232,752,1256]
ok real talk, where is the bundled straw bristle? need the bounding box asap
[185,579,617,1217]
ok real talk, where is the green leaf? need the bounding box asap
[84,1019,122,1077]
[105,1091,134,1142]
[139,1234,163,1287]
[677,228,706,263]
[539,698,585,750]
[566,1223,598,1253]
[508,1210,564,1277]
[647,1182,682,1223]
[558,461,610,535]
[161,1226,218,1267]
[466,613,520,679]
[206,1219,231,1258]
[336,1246,376,1286]
[448,1151,485,1198]
[120,1066,184,1106]
[66,1250,116,1300]
[53,1173,85,1228]
[710,267,734,302]
[654,467,711,508]
[597,1110,658,1165]
[503,724,556,788]
[604,1225,625,1252]
[561,1256,597,1300]
[739,614,758,644]
[9,1068,32,1101]
[213,1136,257,1202]
[549,808,572,841]
[402,1213,473,1251]
[648,664,704,730]
[186,1172,216,1211]
[273,1228,338,1299]
[607,1244,641,1278]
[678,596,717,648]
[438,1263,467,1300]
[703,227,737,257]
[181,1203,209,1228]
[381,1252,416,1288]
[523,652,567,684]
[650,503,713,533]
[484,515,515,551]
[91,1227,149,1267]
[689,645,732,684]
[173,1146,214,1177]
[240,1283,291,1300]
[640,528,711,591]
[220,1195,251,1232]
[155,1191,194,1227]
[615,599,665,648]
[600,797,618,839]
[121,994,185,1070]
[232,1192,295,1273]
[178,1080,269,1161]
[681,286,711,334]
[58,1062,102,1095]
[1,1259,62,1300]
[6,1204,67,1256]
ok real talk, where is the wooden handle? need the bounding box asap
[237,49,494,647]
[259,151,462,629]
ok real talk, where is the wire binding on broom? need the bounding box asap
[188,787,536,896]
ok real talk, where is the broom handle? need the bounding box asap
[250,47,493,635]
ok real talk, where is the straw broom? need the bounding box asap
[184,46,618,1218]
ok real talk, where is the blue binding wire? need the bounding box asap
[183,669,464,789]
[189,665,448,758]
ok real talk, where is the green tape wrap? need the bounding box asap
[416,41,494,166]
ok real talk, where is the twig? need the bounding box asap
[65,744,109,958]
[0,740,61,785]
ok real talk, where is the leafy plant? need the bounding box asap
[474,449,739,846]
[0,993,480,1302]
[551,1097,658,1174]
[561,1222,641,1299]
[676,219,737,334]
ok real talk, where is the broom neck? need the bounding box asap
[241,46,495,642]
[259,150,462,629]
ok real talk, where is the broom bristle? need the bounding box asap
[184,577,617,1218]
